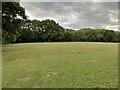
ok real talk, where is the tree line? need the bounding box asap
[16,19,120,43]
[2,2,120,44]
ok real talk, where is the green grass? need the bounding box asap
[2,42,118,88]
[0,45,2,89]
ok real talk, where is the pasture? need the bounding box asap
[2,42,118,88]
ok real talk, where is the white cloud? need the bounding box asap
[105,25,118,31]
[20,0,119,2]
[20,2,118,31]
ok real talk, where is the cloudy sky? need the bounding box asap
[20,2,118,31]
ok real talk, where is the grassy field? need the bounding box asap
[2,42,118,88]
[0,45,2,89]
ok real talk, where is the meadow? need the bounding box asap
[2,42,118,88]
[0,45,2,89]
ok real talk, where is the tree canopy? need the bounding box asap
[2,2,26,43]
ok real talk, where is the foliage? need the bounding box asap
[17,23,120,43]
[2,2,26,43]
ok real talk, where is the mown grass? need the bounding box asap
[0,45,2,89]
[2,42,118,88]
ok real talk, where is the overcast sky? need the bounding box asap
[20,2,118,31]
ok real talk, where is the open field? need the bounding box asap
[2,42,118,88]
[0,45,2,89]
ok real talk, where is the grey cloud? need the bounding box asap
[20,2,118,30]
[20,0,120,2]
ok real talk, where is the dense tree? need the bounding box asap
[2,2,26,43]
[17,21,120,43]
[16,20,34,42]
[39,19,65,42]
[17,19,65,42]
[64,29,76,42]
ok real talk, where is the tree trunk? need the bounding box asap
[48,35,50,42]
